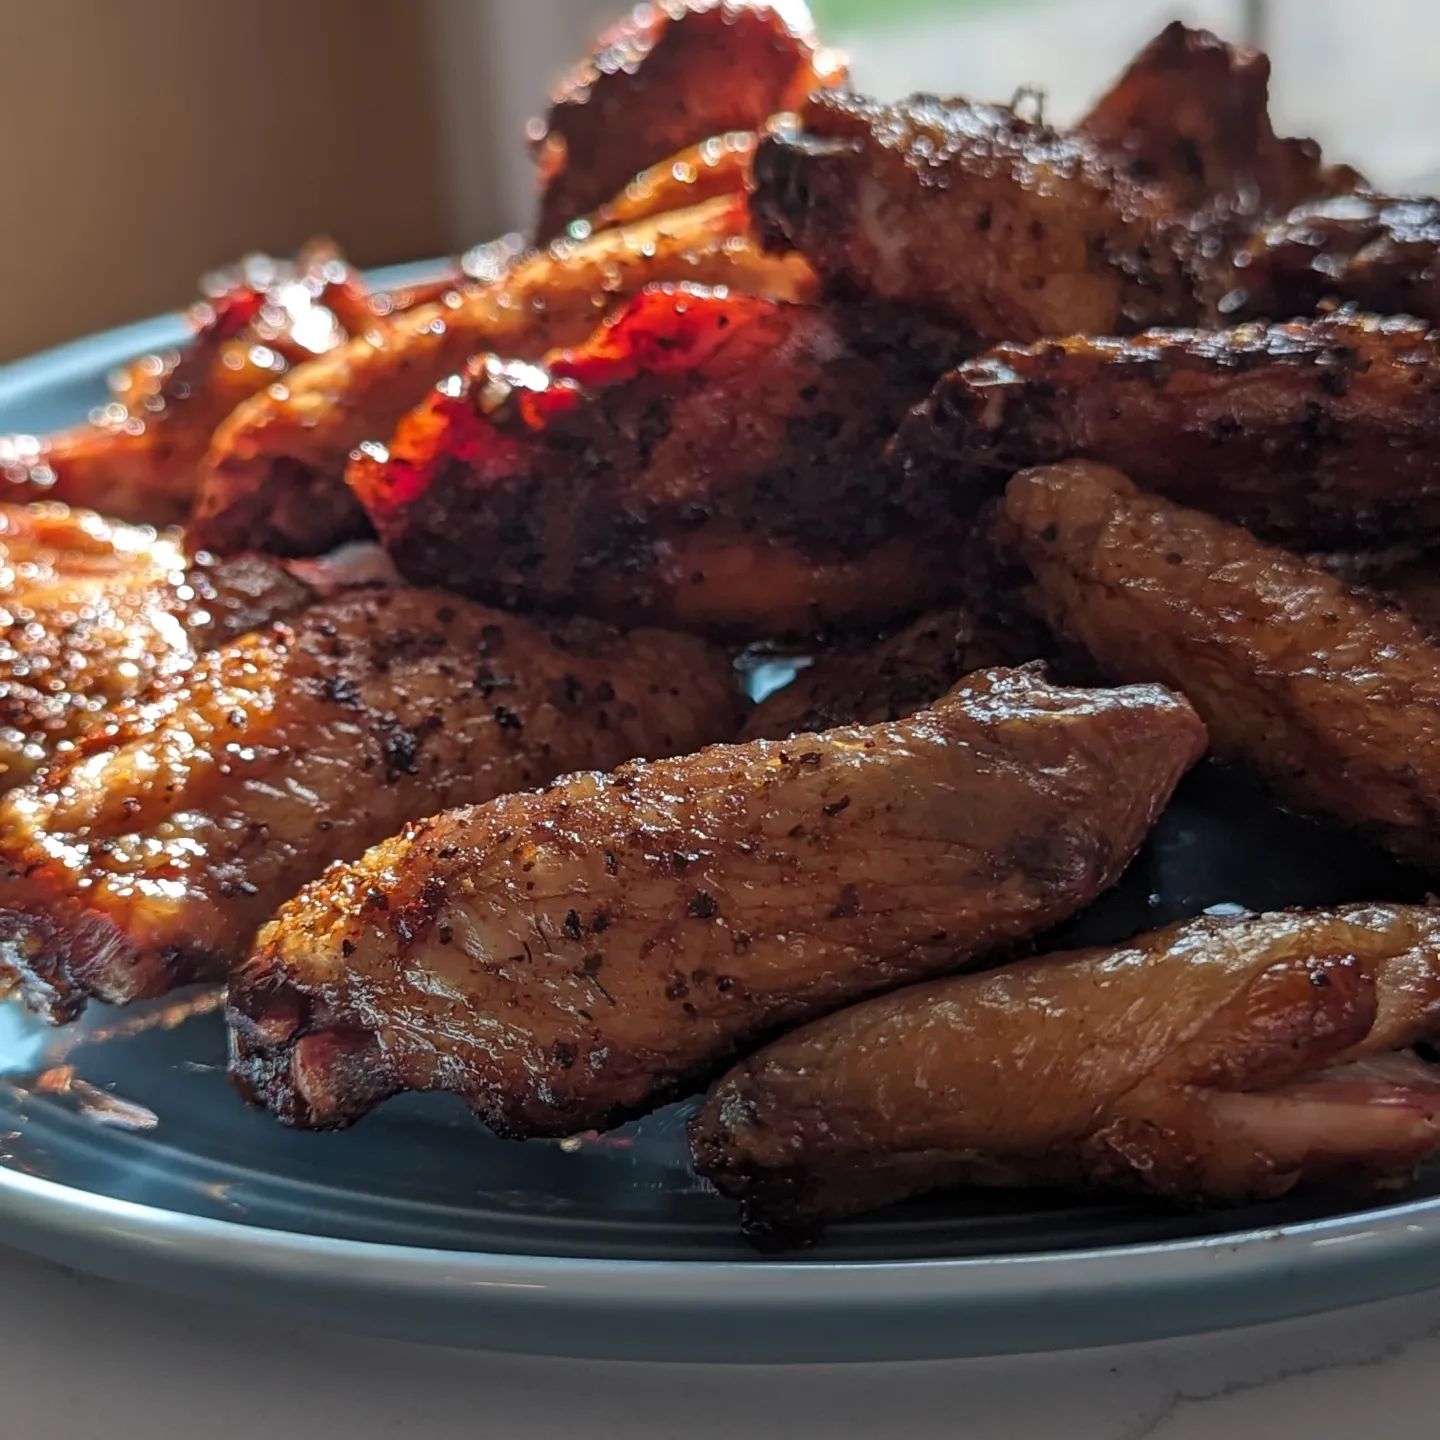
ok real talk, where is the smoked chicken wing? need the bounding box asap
[1000,461,1440,870]
[692,904,1440,1246]
[0,589,741,1020]
[227,666,1204,1134]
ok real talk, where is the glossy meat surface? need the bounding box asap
[1077,23,1359,247]
[0,503,311,791]
[191,198,817,557]
[1227,194,1440,324]
[348,284,970,638]
[228,667,1204,1134]
[892,314,1440,548]
[1001,462,1440,870]
[582,132,756,234]
[693,905,1440,1245]
[532,0,842,242]
[0,590,741,1020]
[0,244,430,528]
[751,90,1202,340]
[741,603,1047,740]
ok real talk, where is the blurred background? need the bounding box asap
[3,0,1435,363]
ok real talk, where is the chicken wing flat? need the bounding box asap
[1000,462,1440,870]
[892,314,1440,548]
[0,503,312,792]
[190,197,817,558]
[0,589,741,1021]
[1077,23,1360,249]
[348,284,970,638]
[740,603,1047,740]
[227,666,1205,1134]
[692,904,1440,1246]
[531,0,843,242]
[1226,193,1440,325]
[0,244,434,528]
[750,90,1202,339]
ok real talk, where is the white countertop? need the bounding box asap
[4,1243,1439,1439]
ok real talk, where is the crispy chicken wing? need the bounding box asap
[227,666,1204,1134]
[531,0,843,242]
[0,503,312,792]
[190,198,817,558]
[740,603,1047,740]
[1225,193,1440,324]
[750,90,1202,339]
[0,244,439,528]
[1000,462,1440,870]
[692,904,1440,1246]
[1077,23,1360,249]
[348,283,970,638]
[0,589,741,1020]
[891,314,1440,548]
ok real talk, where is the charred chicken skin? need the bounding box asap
[0,589,741,1021]
[1226,193,1440,326]
[750,89,1203,340]
[1000,462,1440,871]
[190,197,817,558]
[348,283,971,638]
[0,503,312,791]
[892,313,1440,549]
[532,0,843,242]
[692,904,1440,1246]
[227,666,1205,1135]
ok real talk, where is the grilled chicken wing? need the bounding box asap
[0,503,312,791]
[1077,22,1360,249]
[190,198,817,558]
[531,0,843,243]
[750,90,1202,339]
[227,666,1204,1134]
[692,904,1440,1245]
[348,283,970,638]
[0,589,741,1020]
[892,314,1440,548]
[1000,462,1440,870]
[740,603,1047,740]
[1226,194,1440,325]
[0,244,437,528]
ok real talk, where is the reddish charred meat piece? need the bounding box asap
[227,666,1204,1135]
[750,90,1202,340]
[692,904,1440,1246]
[1226,193,1440,325]
[891,314,1440,549]
[0,589,741,1021]
[1000,462,1440,871]
[348,284,971,638]
[532,0,843,242]
[191,198,817,558]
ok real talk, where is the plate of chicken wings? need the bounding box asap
[4,1,1440,1362]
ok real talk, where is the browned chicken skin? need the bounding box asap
[0,503,312,792]
[692,904,1440,1246]
[1227,194,1440,325]
[348,283,971,638]
[751,89,1203,339]
[740,603,1047,740]
[891,314,1440,548]
[580,132,757,235]
[227,666,1205,1135]
[531,0,843,242]
[0,589,741,1021]
[1000,462,1440,871]
[191,197,817,558]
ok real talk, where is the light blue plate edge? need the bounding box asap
[4,271,1440,1362]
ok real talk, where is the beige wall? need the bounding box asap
[0,0,460,361]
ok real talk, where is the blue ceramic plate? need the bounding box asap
[2,271,1440,1363]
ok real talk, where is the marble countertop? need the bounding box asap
[3,1243,1437,1439]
